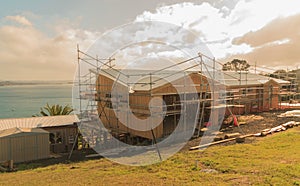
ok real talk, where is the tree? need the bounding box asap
[33,103,74,116]
[274,69,287,74]
[222,59,250,71]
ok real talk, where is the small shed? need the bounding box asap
[0,127,50,163]
[0,115,79,153]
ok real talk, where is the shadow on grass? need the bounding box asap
[15,149,103,171]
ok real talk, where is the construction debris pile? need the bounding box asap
[190,120,300,151]
[278,110,300,118]
[254,121,299,137]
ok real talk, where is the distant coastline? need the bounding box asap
[0,80,73,87]
[0,84,72,119]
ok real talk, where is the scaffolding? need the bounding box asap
[249,65,300,109]
[74,46,297,149]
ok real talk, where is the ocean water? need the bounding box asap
[0,84,73,119]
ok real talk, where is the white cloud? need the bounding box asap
[5,15,32,26]
[3,1,300,80]
[0,15,101,80]
[256,38,291,49]
[135,0,300,60]
[227,0,300,37]
[155,50,185,58]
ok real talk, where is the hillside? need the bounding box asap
[0,127,299,185]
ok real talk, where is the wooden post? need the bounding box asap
[9,160,13,171]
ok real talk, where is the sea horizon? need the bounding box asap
[0,80,74,87]
[0,84,73,119]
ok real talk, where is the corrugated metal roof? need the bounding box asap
[0,115,79,131]
[0,127,49,138]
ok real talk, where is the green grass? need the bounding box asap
[1,127,300,186]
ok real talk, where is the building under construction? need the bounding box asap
[74,48,296,147]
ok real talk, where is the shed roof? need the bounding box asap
[0,127,49,138]
[0,115,79,131]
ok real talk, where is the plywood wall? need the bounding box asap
[97,74,164,139]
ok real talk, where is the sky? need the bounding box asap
[1,0,300,80]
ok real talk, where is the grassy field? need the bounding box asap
[0,127,299,186]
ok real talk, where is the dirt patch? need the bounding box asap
[227,111,300,134]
